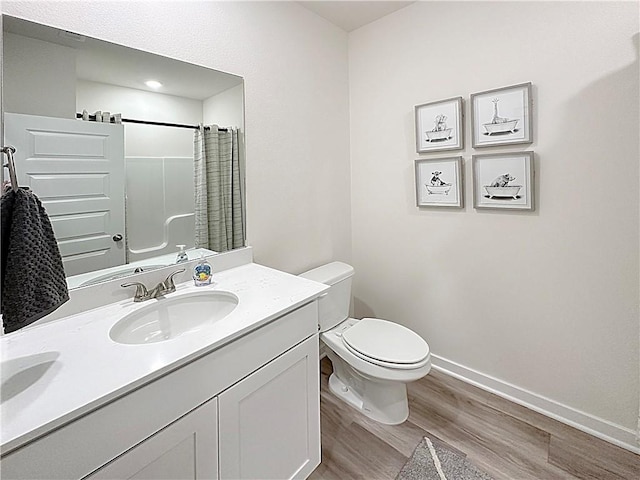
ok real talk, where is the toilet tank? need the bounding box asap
[299,262,354,332]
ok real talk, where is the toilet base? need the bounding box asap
[327,369,409,425]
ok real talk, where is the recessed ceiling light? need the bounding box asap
[145,80,162,89]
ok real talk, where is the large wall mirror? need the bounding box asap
[1,15,246,289]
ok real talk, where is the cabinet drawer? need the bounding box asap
[1,301,318,479]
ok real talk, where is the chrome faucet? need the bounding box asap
[122,269,186,302]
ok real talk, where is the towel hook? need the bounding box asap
[1,145,19,193]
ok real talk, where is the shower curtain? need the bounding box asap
[194,125,244,252]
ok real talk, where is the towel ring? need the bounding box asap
[1,145,19,193]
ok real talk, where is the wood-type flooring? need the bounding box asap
[309,358,639,480]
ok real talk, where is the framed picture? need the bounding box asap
[415,156,464,208]
[472,151,534,210]
[415,96,464,153]
[471,82,532,148]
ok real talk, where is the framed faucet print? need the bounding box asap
[471,82,533,148]
[415,156,464,208]
[472,151,534,210]
[415,97,464,153]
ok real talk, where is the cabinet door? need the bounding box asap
[88,397,218,480]
[219,335,320,480]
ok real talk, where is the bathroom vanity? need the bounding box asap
[0,262,327,479]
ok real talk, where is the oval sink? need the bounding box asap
[110,291,239,345]
[1,352,61,403]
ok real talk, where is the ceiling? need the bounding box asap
[298,1,415,32]
[4,2,414,100]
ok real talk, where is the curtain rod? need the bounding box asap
[75,113,227,131]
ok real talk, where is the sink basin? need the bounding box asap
[110,291,239,345]
[1,352,61,403]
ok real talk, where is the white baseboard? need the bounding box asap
[430,354,640,455]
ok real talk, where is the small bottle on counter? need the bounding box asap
[193,253,212,286]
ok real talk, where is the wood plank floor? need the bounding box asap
[309,358,639,480]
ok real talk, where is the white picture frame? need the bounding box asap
[415,156,464,208]
[415,97,464,153]
[472,151,534,211]
[471,82,533,148]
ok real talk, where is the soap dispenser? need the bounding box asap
[193,253,212,286]
[176,244,188,264]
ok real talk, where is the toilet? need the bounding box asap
[300,262,431,425]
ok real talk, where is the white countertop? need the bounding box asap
[0,263,327,455]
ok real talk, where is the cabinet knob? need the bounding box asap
[112,234,123,242]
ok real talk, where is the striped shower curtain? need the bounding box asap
[194,125,244,252]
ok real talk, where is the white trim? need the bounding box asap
[431,354,640,455]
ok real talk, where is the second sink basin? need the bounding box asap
[110,290,239,345]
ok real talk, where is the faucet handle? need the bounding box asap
[163,268,186,293]
[121,281,149,301]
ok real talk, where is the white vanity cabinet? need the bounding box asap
[88,398,219,480]
[1,301,321,480]
[219,335,320,479]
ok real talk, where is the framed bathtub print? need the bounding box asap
[415,156,463,208]
[472,151,534,211]
[415,96,464,153]
[471,82,532,148]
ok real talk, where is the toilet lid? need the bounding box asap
[341,318,429,366]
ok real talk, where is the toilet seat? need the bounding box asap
[341,318,430,370]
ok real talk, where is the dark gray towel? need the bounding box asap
[1,187,69,333]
